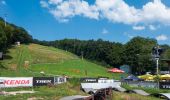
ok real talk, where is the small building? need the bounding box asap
[0,52,3,60]
[15,41,20,46]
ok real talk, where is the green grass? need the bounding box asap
[0,44,121,78]
[112,91,162,100]
[30,59,114,78]
[28,44,78,64]
[122,84,170,94]
[0,82,87,100]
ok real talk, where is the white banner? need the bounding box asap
[0,77,33,88]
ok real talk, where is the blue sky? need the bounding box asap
[0,0,170,45]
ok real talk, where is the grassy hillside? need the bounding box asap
[0,44,121,78]
[0,44,162,100]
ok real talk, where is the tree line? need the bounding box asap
[34,37,170,75]
[0,17,32,52]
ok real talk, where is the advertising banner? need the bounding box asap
[0,77,33,88]
[33,77,54,86]
[160,82,170,89]
[54,76,67,85]
[80,78,98,83]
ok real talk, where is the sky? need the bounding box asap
[0,0,170,45]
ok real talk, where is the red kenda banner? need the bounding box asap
[0,77,33,88]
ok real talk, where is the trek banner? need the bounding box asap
[0,77,33,88]
[33,77,54,86]
[80,78,98,83]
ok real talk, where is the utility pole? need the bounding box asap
[155,57,159,89]
[152,46,160,75]
[156,58,159,75]
[152,45,163,89]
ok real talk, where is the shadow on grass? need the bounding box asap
[1,49,13,60]
[3,54,13,60]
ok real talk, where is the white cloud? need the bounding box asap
[95,0,140,24]
[48,0,99,22]
[102,28,109,34]
[133,26,145,30]
[40,1,49,8]
[40,0,170,25]
[1,0,6,5]
[149,25,156,30]
[156,34,168,41]
[140,1,170,24]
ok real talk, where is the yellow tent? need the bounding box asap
[138,74,154,81]
[160,74,170,80]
